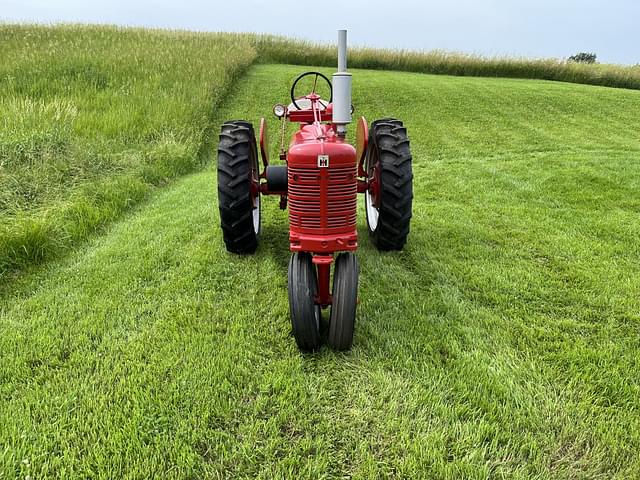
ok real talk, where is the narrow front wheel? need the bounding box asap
[288,252,321,352]
[328,253,359,351]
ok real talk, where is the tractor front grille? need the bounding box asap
[289,164,357,232]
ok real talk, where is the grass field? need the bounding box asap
[1,63,639,478]
[254,35,640,90]
[0,25,255,276]
[3,24,640,280]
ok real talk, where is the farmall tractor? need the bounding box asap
[217,31,413,351]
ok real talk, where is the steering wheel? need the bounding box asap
[290,71,333,110]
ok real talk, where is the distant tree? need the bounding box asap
[569,52,597,64]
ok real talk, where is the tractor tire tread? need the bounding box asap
[217,120,259,254]
[366,118,413,251]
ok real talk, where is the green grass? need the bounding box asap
[0,24,256,276]
[253,34,640,90]
[1,64,639,478]
[3,24,640,280]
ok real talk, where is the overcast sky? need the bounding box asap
[2,0,638,64]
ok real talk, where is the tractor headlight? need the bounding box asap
[273,104,286,118]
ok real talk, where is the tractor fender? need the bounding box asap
[259,117,269,168]
[355,116,368,177]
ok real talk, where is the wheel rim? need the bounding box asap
[250,145,260,235]
[252,193,260,234]
[365,151,380,232]
[365,189,379,232]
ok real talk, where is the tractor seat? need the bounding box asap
[288,98,329,111]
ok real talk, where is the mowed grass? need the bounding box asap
[0,24,255,276]
[1,64,640,478]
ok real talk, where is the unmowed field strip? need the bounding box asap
[0,25,256,276]
[1,25,640,479]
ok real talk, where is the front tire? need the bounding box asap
[217,120,261,254]
[328,253,359,351]
[365,118,413,250]
[288,253,321,352]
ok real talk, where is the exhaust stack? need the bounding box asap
[332,30,352,136]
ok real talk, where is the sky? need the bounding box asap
[2,0,639,65]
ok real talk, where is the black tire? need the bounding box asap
[288,252,321,352]
[364,118,413,250]
[328,253,359,351]
[217,120,261,254]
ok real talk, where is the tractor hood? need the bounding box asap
[288,124,356,165]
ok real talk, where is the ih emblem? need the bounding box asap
[317,155,329,168]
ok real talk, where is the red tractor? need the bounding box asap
[217,31,413,351]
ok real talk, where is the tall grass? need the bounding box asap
[251,34,640,90]
[0,24,256,277]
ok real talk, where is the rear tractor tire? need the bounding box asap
[217,120,261,254]
[288,252,322,352]
[328,253,359,351]
[364,118,413,250]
